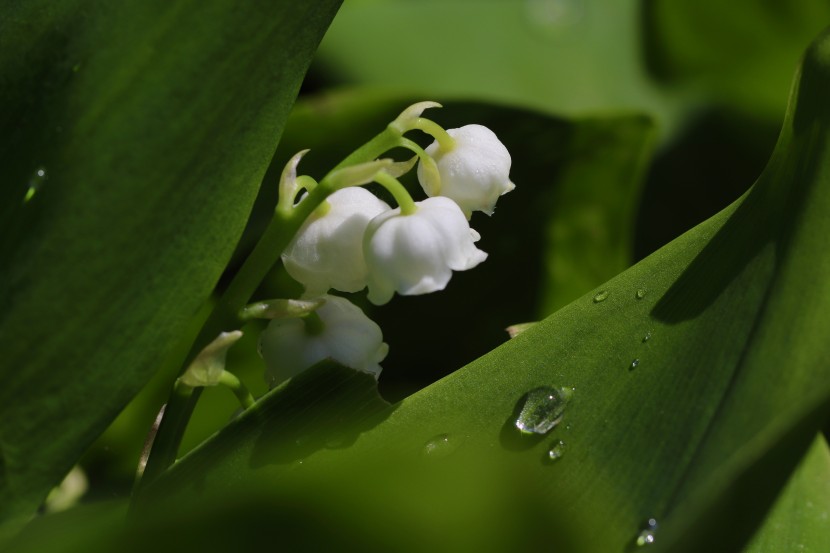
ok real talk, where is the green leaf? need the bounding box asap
[314,1,675,123]
[644,0,830,120]
[146,29,830,551]
[0,0,341,524]
[743,435,830,553]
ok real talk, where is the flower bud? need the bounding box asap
[363,196,488,305]
[179,331,243,387]
[258,295,388,385]
[417,124,514,217]
[282,187,390,296]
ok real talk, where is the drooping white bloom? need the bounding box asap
[363,196,488,305]
[282,187,390,296]
[258,295,388,386]
[417,124,514,217]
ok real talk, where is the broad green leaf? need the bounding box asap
[743,435,830,552]
[644,0,830,120]
[314,1,676,124]
[145,29,830,551]
[0,0,341,524]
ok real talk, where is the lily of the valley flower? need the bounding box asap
[282,187,390,297]
[258,294,388,385]
[417,124,514,217]
[363,196,488,305]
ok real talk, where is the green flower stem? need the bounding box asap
[409,118,455,152]
[137,190,328,493]
[217,370,256,409]
[136,123,410,496]
[329,126,400,172]
[374,172,417,215]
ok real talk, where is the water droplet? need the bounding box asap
[635,518,659,547]
[642,331,652,343]
[423,434,456,458]
[23,166,47,203]
[593,290,609,303]
[547,439,566,461]
[630,358,640,370]
[636,288,647,299]
[515,387,572,435]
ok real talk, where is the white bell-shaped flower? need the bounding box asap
[363,196,488,305]
[282,187,390,296]
[417,124,514,217]
[258,295,388,385]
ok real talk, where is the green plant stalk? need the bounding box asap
[135,124,404,495]
[217,371,256,410]
[373,172,417,215]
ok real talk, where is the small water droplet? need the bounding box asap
[515,387,572,435]
[547,439,566,461]
[23,166,47,203]
[423,434,456,458]
[636,288,647,299]
[630,358,640,370]
[635,518,659,547]
[593,290,609,303]
[642,331,651,343]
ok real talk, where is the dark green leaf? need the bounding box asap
[743,435,830,553]
[644,0,830,119]
[0,0,341,524]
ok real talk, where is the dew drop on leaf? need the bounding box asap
[636,288,647,299]
[593,290,609,303]
[423,434,456,458]
[643,331,652,343]
[547,439,566,461]
[635,518,659,547]
[515,387,572,435]
[630,358,640,370]
[23,166,47,203]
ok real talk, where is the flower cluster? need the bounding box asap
[258,102,513,385]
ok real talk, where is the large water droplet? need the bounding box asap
[515,387,572,435]
[642,331,652,343]
[23,166,47,203]
[635,518,659,547]
[636,288,647,299]
[593,290,609,303]
[423,434,457,458]
[547,439,566,461]
[630,358,640,370]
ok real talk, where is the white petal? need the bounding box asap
[364,197,487,305]
[417,124,513,216]
[282,187,390,295]
[259,295,387,385]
